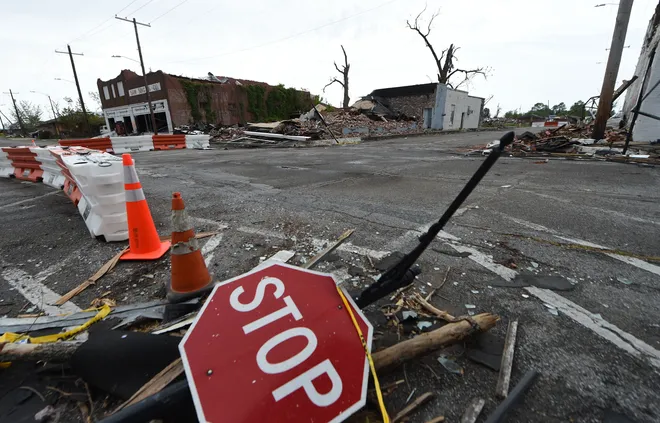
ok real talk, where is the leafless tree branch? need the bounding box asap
[322,78,344,92]
[324,45,351,108]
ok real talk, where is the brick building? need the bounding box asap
[97,70,311,133]
[359,82,484,130]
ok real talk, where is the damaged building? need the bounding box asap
[622,1,660,141]
[354,82,484,130]
[97,70,312,133]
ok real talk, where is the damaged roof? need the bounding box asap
[369,82,437,98]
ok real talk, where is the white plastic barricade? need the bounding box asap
[110,135,155,154]
[0,149,12,178]
[61,152,128,242]
[185,134,211,149]
[29,147,66,189]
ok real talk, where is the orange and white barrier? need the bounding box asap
[59,137,114,153]
[0,149,12,178]
[1,146,43,182]
[110,135,155,154]
[30,147,66,189]
[58,134,212,152]
[153,134,186,150]
[184,134,211,149]
[62,152,128,242]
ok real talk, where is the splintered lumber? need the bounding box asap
[303,229,354,269]
[496,320,519,399]
[114,358,184,412]
[0,341,83,362]
[460,398,486,423]
[55,247,127,305]
[243,131,311,142]
[392,392,434,423]
[372,313,499,371]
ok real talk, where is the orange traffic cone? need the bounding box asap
[31,139,37,146]
[166,192,213,302]
[120,154,171,260]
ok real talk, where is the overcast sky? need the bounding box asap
[1,0,658,121]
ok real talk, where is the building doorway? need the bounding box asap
[155,112,169,133]
[460,112,465,130]
[123,117,134,134]
[423,108,432,129]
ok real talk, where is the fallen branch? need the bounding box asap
[425,266,451,301]
[0,341,83,362]
[372,313,499,371]
[392,392,434,423]
[414,293,455,322]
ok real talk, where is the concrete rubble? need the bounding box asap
[470,124,660,163]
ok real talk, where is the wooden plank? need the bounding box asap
[496,320,519,398]
[392,392,434,423]
[460,398,485,423]
[113,358,184,413]
[303,229,354,269]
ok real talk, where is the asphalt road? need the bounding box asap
[1,129,659,422]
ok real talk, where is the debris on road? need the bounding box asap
[484,370,540,423]
[496,320,519,399]
[391,391,434,423]
[460,398,486,423]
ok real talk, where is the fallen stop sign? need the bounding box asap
[180,262,373,423]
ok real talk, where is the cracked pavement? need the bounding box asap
[1,129,659,422]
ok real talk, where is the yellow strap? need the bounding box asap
[336,286,390,423]
[0,304,111,344]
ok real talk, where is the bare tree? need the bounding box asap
[323,45,350,109]
[406,6,488,89]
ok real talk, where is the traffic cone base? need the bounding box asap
[122,241,171,261]
[166,192,214,303]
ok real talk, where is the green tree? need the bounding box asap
[504,110,520,119]
[58,97,104,136]
[11,101,43,131]
[568,100,585,117]
[551,102,566,115]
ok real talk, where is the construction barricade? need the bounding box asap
[30,147,66,189]
[110,135,155,154]
[51,147,88,206]
[152,134,186,150]
[59,137,114,153]
[0,149,12,178]
[60,151,128,242]
[1,147,43,182]
[185,134,211,149]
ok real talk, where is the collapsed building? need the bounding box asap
[97,70,313,134]
[354,82,484,130]
[622,2,660,141]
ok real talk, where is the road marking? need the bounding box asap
[449,244,517,281]
[500,214,660,277]
[525,286,660,369]
[385,222,460,251]
[438,239,660,369]
[519,189,660,227]
[202,235,223,267]
[0,190,62,211]
[238,226,389,260]
[1,267,81,315]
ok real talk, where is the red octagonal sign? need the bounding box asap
[180,262,373,423]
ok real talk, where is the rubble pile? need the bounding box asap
[473,124,659,163]
[324,109,422,137]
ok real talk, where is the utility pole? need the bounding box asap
[55,45,90,136]
[592,0,634,140]
[115,16,158,135]
[8,90,26,136]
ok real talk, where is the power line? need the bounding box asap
[124,0,158,17]
[150,0,190,23]
[167,0,401,65]
[116,0,141,15]
[68,0,144,43]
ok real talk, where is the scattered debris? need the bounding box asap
[303,229,354,269]
[460,398,486,423]
[617,277,633,285]
[438,354,464,375]
[392,392,434,423]
[496,320,519,399]
[484,370,539,423]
